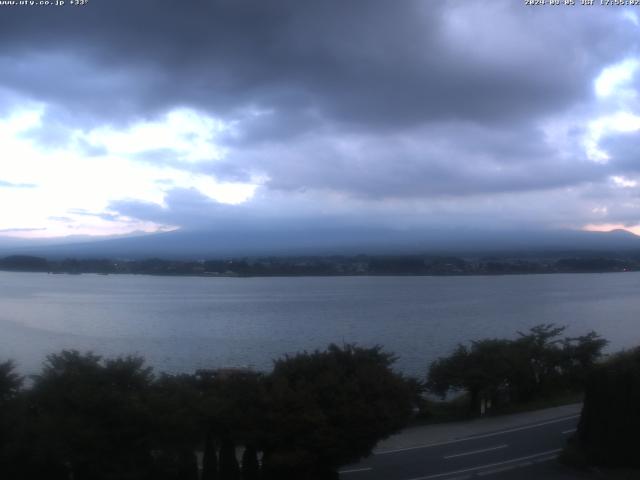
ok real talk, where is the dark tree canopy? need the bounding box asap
[0,344,414,480]
[28,351,156,480]
[427,340,513,412]
[0,360,22,404]
[576,347,640,468]
[427,325,607,413]
[262,344,414,478]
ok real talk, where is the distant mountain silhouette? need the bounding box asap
[2,227,640,259]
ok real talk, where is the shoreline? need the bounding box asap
[1,269,637,278]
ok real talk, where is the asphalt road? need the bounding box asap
[339,413,580,480]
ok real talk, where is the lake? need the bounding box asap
[1,271,639,377]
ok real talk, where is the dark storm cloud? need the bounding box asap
[0,0,633,132]
[225,122,607,199]
[2,0,639,233]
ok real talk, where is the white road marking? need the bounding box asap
[561,428,576,435]
[403,448,562,480]
[444,444,508,459]
[339,467,373,474]
[376,415,579,455]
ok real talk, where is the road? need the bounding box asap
[339,409,583,480]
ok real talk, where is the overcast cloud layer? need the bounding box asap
[0,0,639,238]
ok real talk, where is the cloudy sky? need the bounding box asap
[0,0,639,240]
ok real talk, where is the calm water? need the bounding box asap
[1,271,639,377]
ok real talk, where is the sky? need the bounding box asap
[0,0,639,240]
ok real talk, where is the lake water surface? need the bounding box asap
[1,271,639,377]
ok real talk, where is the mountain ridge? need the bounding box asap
[1,227,639,260]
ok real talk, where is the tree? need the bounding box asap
[427,340,512,413]
[560,331,608,388]
[0,255,49,272]
[427,325,608,412]
[149,372,202,479]
[0,360,22,404]
[28,351,156,480]
[196,369,267,480]
[574,347,640,467]
[219,438,240,480]
[202,431,219,480]
[241,445,260,480]
[509,324,567,401]
[261,344,414,479]
[0,361,24,478]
